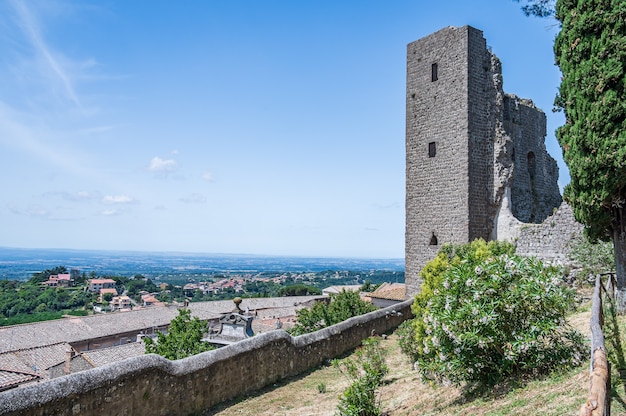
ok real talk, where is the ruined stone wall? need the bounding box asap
[0,301,413,416]
[405,26,562,296]
[516,202,583,264]
[505,96,562,223]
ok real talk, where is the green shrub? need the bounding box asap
[400,240,586,388]
[290,290,377,336]
[568,233,615,282]
[333,337,388,416]
[144,308,214,360]
[400,239,515,361]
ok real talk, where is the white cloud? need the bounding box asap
[102,194,134,204]
[100,209,120,216]
[148,156,178,173]
[180,193,207,204]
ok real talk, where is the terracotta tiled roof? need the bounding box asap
[368,283,406,301]
[82,342,145,367]
[141,294,159,303]
[0,369,41,392]
[0,342,69,373]
[0,342,72,390]
[12,343,70,372]
[322,285,362,294]
[0,296,325,354]
[89,279,116,284]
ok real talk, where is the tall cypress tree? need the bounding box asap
[554,0,626,309]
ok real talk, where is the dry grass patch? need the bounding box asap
[207,337,591,415]
[207,304,626,416]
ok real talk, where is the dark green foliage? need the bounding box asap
[0,278,93,321]
[1,311,65,326]
[334,337,388,416]
[290,290,377,336]
[278,284,321,297]
[143,308,214,360]
[554,0,626,241]
[568,233,616,279]
[360,280,381,293]
[513,0,555,17]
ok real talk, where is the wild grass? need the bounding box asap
[207,304,626,416]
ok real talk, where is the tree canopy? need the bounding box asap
[290,290,377,336]
[554,0,626,242]
[143,308,214,360]
[514,0,555,17]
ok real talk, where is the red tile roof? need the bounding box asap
[368,283,406,301]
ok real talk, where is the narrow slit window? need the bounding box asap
[527,151,536,180]
[431,63,438,82]
[429,232,438,246]
[428,142,436,158]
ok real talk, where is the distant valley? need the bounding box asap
[0,247,405,281]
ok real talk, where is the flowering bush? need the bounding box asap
[402,240,515,361]
[400,240,587,388]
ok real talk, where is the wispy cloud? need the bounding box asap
[180,193,207,204]
[102,194,135,204]
[43,190,100,202]
[100,208,121,216]
[8,203,49,218]
[9,0,82,108]
[7,202,83,221]
[201,171,214,182]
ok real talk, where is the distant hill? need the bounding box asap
[0,247,405,280]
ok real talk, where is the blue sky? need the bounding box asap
[0,0,563,259]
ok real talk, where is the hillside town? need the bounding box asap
[0,278,406,392]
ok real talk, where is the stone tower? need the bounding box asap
[405,26,561,295]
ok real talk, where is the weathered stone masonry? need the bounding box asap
[0,301,412,416]
[405,26,561,295]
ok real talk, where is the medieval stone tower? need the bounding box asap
[405,26,562,295]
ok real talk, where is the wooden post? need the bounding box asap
[579,275,611,416]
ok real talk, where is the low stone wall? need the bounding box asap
[0,301,413,416]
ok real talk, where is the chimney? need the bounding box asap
[64,347,73,375]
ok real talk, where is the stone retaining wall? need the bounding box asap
[0,301,413,416]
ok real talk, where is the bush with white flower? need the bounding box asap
[399,239,586,388]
